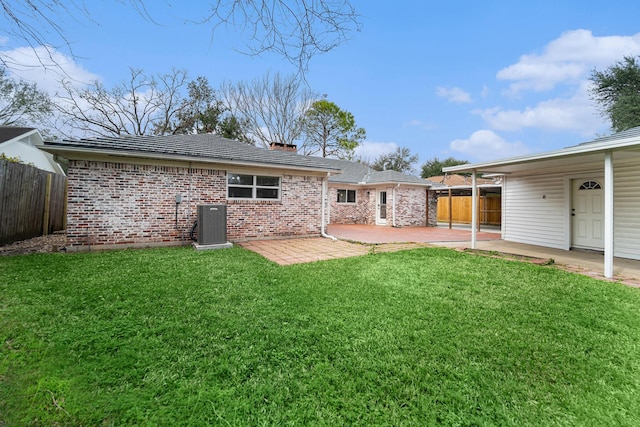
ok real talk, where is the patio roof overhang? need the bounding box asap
[442,130,640,280]
[443,132,640,175]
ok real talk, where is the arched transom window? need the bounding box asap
[578,180,602,190]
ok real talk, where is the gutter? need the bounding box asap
[40,145,342,175]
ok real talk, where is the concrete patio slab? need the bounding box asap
[238,237,429,266]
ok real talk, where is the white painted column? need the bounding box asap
[471,170,477,249]
[604,151,614,279]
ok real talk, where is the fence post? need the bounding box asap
[42,173,52,236]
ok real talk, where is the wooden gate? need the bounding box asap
[437,195,501,225]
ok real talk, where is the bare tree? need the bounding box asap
[220,71,313,148]
[55,68,189,137]
[201,1,360,73]
[1,1,360,74]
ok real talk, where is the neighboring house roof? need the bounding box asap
[443,126,640,175]
[0,127,37,143]
[42,134,342,174]
[0,127,65,175]
[426,174,494,187]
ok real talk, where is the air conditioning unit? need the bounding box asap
[196,204,229,246]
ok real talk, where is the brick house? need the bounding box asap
[324,158,436,227]
[42,134,437,250]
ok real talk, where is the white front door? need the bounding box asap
[376,191,387,225]
[571,179,604,250]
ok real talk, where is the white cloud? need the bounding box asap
[450,130,530,161]
[354,141,397,162]
[476,81,607,136]
[0,45,100,93]
[436,86,472,103]
[497,29,640,93]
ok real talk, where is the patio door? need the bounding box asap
[376,191,387,225]
[571,179,604,250]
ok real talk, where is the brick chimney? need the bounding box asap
[269,142,297,152]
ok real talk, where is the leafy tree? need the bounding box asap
[590,56,640,132]
[420,156,469,178]
[300,99,365,159]
[218,115,248,141]
[220,72,312,148]
[169,76,248,141]
[0,66,52,125]
[371,147,419,174]
[1,1,360,74]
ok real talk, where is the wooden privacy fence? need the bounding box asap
[0,160,67,245]
[437,195,501,225]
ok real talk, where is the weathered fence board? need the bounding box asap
[437,195,501,225]
[0,160,67,245]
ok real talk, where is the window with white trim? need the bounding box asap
[227,173,281,199]
[337,189,356,203]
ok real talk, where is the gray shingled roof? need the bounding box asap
[320,157,433,186]
[575,125,640,147]
[42,134,433,186]
[42,134,341,172]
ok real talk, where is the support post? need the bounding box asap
[471,171,477,249]
[604,151,614,279]
[448,188,452,229]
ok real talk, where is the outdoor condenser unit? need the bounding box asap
[197,204,227,245]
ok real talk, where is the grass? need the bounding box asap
[1,245,639,426]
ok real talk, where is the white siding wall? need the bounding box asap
[502,155,640,260]
[503,172,568,249]
[614,157,640,260]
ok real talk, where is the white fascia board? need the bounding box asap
[444,135,640,174]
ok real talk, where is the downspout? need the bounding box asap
[392,183,400,227]
[321,173,337,240]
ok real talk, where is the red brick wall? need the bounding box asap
[66,160,323,248]
[329,186,435,226]
[329,188,374,224]
[392,186,427,227]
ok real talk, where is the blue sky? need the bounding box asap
[3,1,640,170]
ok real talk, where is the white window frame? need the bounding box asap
[337,189,357,204]
[227,173,281,200]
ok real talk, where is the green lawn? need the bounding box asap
[1,246,639,426]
